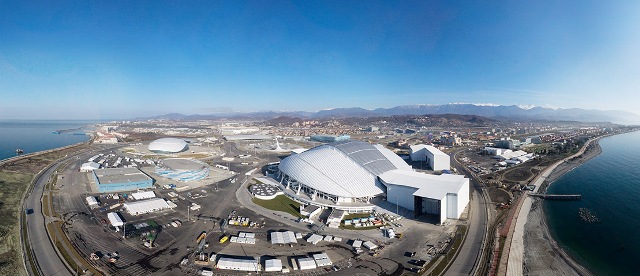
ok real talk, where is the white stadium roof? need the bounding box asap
[379,170,467,200]
[279,141,412,198]
[148,138,188,153]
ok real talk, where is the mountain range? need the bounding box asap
[144,103,640,124]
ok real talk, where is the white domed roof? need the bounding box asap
[278,141,412,198]
[148,138,188,153]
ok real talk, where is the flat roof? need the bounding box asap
[123,198,170,215]
[94,167,152,185]
[379,169,467,200]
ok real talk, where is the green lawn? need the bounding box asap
[252,195,302,218]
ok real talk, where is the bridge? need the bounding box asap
[528,193,582,200]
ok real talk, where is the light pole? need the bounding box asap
[396,196,399,216]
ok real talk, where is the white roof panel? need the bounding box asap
[107,212,124,227]
[279,141,409,198]
[131,191,156,200]
[124,198,171,215]
[379,170,468,200]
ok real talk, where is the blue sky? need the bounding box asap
[1,1,639,119]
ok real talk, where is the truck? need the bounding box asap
[219,235,229,244]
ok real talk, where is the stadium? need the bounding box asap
[148,138,188,153]
[275,140,469,223]
[154,158,210,182]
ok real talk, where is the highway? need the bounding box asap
[25,160,72,276]
[444,148,490,276]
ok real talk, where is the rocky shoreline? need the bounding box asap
[522,138,603,276]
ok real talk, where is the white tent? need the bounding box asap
[352,240,363,248]
[124,198,171,215]
[131,191,156,200]
[107,212,124,227]
[297,257,317,270]
[264,259,283,272]
[80,162,100,172]
[86,196,99,206]
[270,231,297,244]
[306,234,323,245]
[363,241,378,250]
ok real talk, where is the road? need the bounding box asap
[444,148,490,276]
[25,160,72,276]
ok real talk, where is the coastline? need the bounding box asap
[523,137,605,276]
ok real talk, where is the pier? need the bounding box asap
[528,193,582,200]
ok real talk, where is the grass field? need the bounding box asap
[0,171,33,276]
[252,195,302,218]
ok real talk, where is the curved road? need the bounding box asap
[444,148,490,276]
[25,160,72,276]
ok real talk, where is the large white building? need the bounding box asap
[275,140,469,223]
[410,144,450,171]
[379,170,469,223]
[148,138,188,153]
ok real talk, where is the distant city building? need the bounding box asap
[366,126,379,132]
[441,136,462,146]
[219,127,260,135]
[148,138,188,153]
[410,144,450,171]
[310,135,350,143]
[93,167,154,193]
[495,139,521,150]
[404,129,416,134]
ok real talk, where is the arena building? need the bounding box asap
[154,158,210,182]
[275,140,469,223]
[93,168,154,193]
[148,138,188,153]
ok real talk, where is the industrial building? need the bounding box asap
[93,168,154,193]
[154,158,209,182]
[379,170,469,223]
[148,137,188,153]
[410,144,450,171]
[275,140,469,222]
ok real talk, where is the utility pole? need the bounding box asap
[122,222,126,239]
[396,196,399,216]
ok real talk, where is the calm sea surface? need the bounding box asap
[545,131,640,275]
[0,120,95,161]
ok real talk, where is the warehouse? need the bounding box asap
[410,144,450,171]
[379,170,469,223]
[123,198,172,215]
[93,168,154,193]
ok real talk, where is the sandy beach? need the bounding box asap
[522,139,603,276]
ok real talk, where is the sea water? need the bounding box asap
[0,120,94,161]
[545,131,640,275]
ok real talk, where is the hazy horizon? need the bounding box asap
[1,1,639,120]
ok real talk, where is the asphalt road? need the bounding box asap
[25,160,72,276]
[443,148,489,276]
